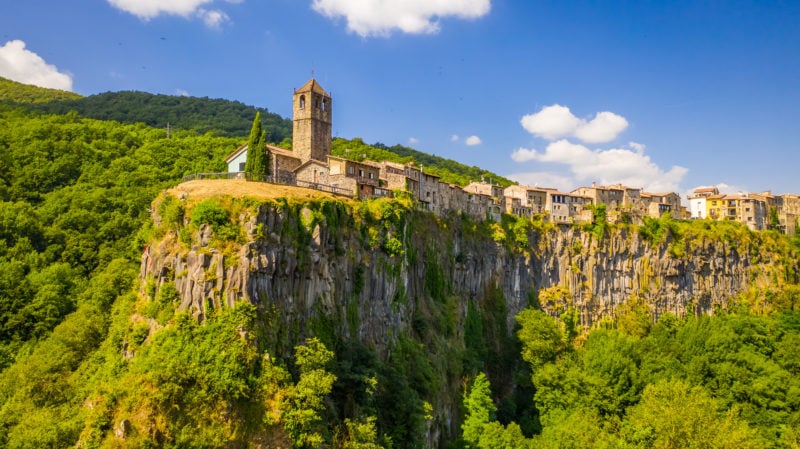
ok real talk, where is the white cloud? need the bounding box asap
[0,40,73,91]
[520,104,628,143]
[200,9,230,28]
[506,171,575,193]
[451,134,460,142]
[311,0,491,37]
[628,141,645,154]
[175,88,190,96]
[409,137,419,145]
[511,139,687,192]
[465,135,481,146]
[107,0,213,19]
[107,0,232,28]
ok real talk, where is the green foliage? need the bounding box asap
[284,338,338,448]
[623,379,760,448]
[190,198,230,228]
[505,307,800,448]
[331,137,513,187]
[341,417,386,449]
[24,89,291,140]
[245,112,268,177]
[0,76,81,104]
[516,308,566,369]
[462,373,496,447]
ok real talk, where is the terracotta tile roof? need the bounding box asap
[266,145,300,161]
[294,78,329,96]
[294,159,328,172]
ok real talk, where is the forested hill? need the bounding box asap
[0,77,513,186]
[32,91,293,140]
[0,76,81,104]
[0,76,291,139]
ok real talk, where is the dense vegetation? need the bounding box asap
[1,78,799,448]
[331,137,514,187]
[0,76,291,139]
[0,77,81,104]
[461,307,800,448]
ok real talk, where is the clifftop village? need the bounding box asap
[225,78,800,235]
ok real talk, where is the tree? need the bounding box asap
[622,379,761,448]
[245,112,267,179]
[283,338,337,448]
[515,308,566,369]
[462,373,496,447]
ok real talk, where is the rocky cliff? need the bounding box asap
[139,192,798,446]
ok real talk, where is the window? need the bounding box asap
[368,172,374,179]
[358,169,364,177]
[348,166,354,175]
[322,98,327,111]
[299,95,306,109]
[239,162,245,171]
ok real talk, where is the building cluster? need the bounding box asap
[225,78,796,233]
[687,187,800,233]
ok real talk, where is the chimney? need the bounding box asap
[592,181,596,188]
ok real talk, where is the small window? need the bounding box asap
[348,166,354,175]
[322,98,327,111]
[239,162,245,171]
[299,95,306,109]
[368,172,374,179]
[358,169,364,177]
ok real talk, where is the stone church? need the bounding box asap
[225,78,383,198]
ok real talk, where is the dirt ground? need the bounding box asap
[167,179,342,202]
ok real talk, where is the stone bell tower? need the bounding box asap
[292,78,332,163]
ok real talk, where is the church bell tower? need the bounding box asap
[293,78,332,163]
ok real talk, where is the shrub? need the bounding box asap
[190,199,229,229]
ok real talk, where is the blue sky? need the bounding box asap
[2,1,799,197]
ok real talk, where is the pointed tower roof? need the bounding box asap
[295,78,329,96]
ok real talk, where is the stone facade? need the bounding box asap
[292,79,332,164]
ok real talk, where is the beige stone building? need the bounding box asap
[292,79,331,164]
[380,161,421,198]
[776,194,800,235]
[504,185,550,215]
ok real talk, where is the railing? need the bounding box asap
[182,172,354,198]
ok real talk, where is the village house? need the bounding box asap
[687,186,719,219]
[776,193,800,235]
[705,193,769,230]
[224,77,710,230]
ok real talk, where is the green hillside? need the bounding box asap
[331,137,514,187]
[31,90,293,140]
[0,77,81,104]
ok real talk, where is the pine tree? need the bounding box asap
[245,112,267,180]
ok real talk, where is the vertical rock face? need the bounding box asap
[140,199,796,446]
[142,203,783,346]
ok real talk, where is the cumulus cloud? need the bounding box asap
[175,88,190,96]
[311,0,491,37]
[199,9,230,28]
[409,137,419,145]
[0,40,73,91]
[520,104,628,144]
[107,0,232,28]
[451,134,460,142]
[511,139,687,192]
[505,171,575,193]
[465,135,481,146]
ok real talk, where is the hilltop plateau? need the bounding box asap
[0,79,799,448]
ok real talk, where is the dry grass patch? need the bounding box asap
[168,179,342,203]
